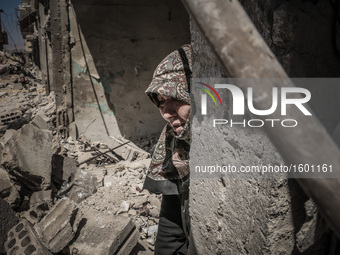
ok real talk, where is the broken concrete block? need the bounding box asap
[0,198,19,254]
[116,228,140,255]
[105,136,150,161]
[31,115,49,130]
[0,167,20,208]
[148,194,161,210]
[0,129,16,146]
[1,123,52,190]
[12,83,23,90]
[69,208,139,255]
[126,158,151,171]
[0,110,21,126]
[57,169,97,203]
[0,92,8,97]
[77,151,94,164]
[121,201,130,212]
[23,190,53,224]
[5,218,52,255]
[0,167,13,197]
[34,197,79,253]
[28,87,37,93]
[30,190,52,207]
[51,155,78,185]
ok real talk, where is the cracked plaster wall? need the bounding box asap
[71,0,190,142]
[189,0,340,253]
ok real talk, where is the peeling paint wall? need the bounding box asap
[22,0,190,143]
[71,0,191,142]
[68,5,122,141]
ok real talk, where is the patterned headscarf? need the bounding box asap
[143,44,192,195]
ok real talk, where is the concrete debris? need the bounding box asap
[31,115,49,130]
[0,52,157,254]
[0,64,10,74]
[0,110,22,126]
[134,133,159,154]
[105,136,150,161]
[120,200,131,213]
[1,122,52,190]
[12,83,23,90]
[69,208,138,255]
[51,154,78,185]
[0,128,16,146]
[0,198,19,254]
[34,197,80,253]
[0,92,8,97]
[57,168,97,203]
[23,190,53,224]
[7,112,32,130]
[0,167,21,208]
[5,218,52,255]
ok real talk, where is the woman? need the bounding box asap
[144,44,192,255]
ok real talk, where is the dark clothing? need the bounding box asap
[154,193,190,255]
[144,45,193,255]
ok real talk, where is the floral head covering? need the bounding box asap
[143,44,192,195]
[145,44,192,106]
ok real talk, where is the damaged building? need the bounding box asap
[1,0,340,254]
[0,10,8,51]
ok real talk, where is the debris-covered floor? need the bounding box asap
[0,51,159,255]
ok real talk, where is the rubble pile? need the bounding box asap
[0,52,160,255]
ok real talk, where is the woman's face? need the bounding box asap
[157,94,190,134]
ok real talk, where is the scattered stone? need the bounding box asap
[28,87,37,93]
[121,200,130,212]
[34,197,80,253]
[0,129,16,146]
[31,115,49,130]
[147,225,158,237]
[0,198,19,254]
[24,190,53,223]
[0,56,158,253]
[5,218,52,255]
[149,207,160,218]
[77,151,94,164]
[0,110,22,127]
[0,167,21,208]
[139,203,150,217]
[148,194,161,210]
[69,208,138,255]
[12,83,23,90]
[57,169,97,203]
[52,155,79,185]
[105,136,150,161]
[0,92,8,97]
[7,112,31,130]
[1,123,52,190]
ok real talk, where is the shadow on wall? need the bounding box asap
[72,0,191,143]
[240,0,340,138]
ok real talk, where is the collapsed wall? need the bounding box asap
[0,53,159,254]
